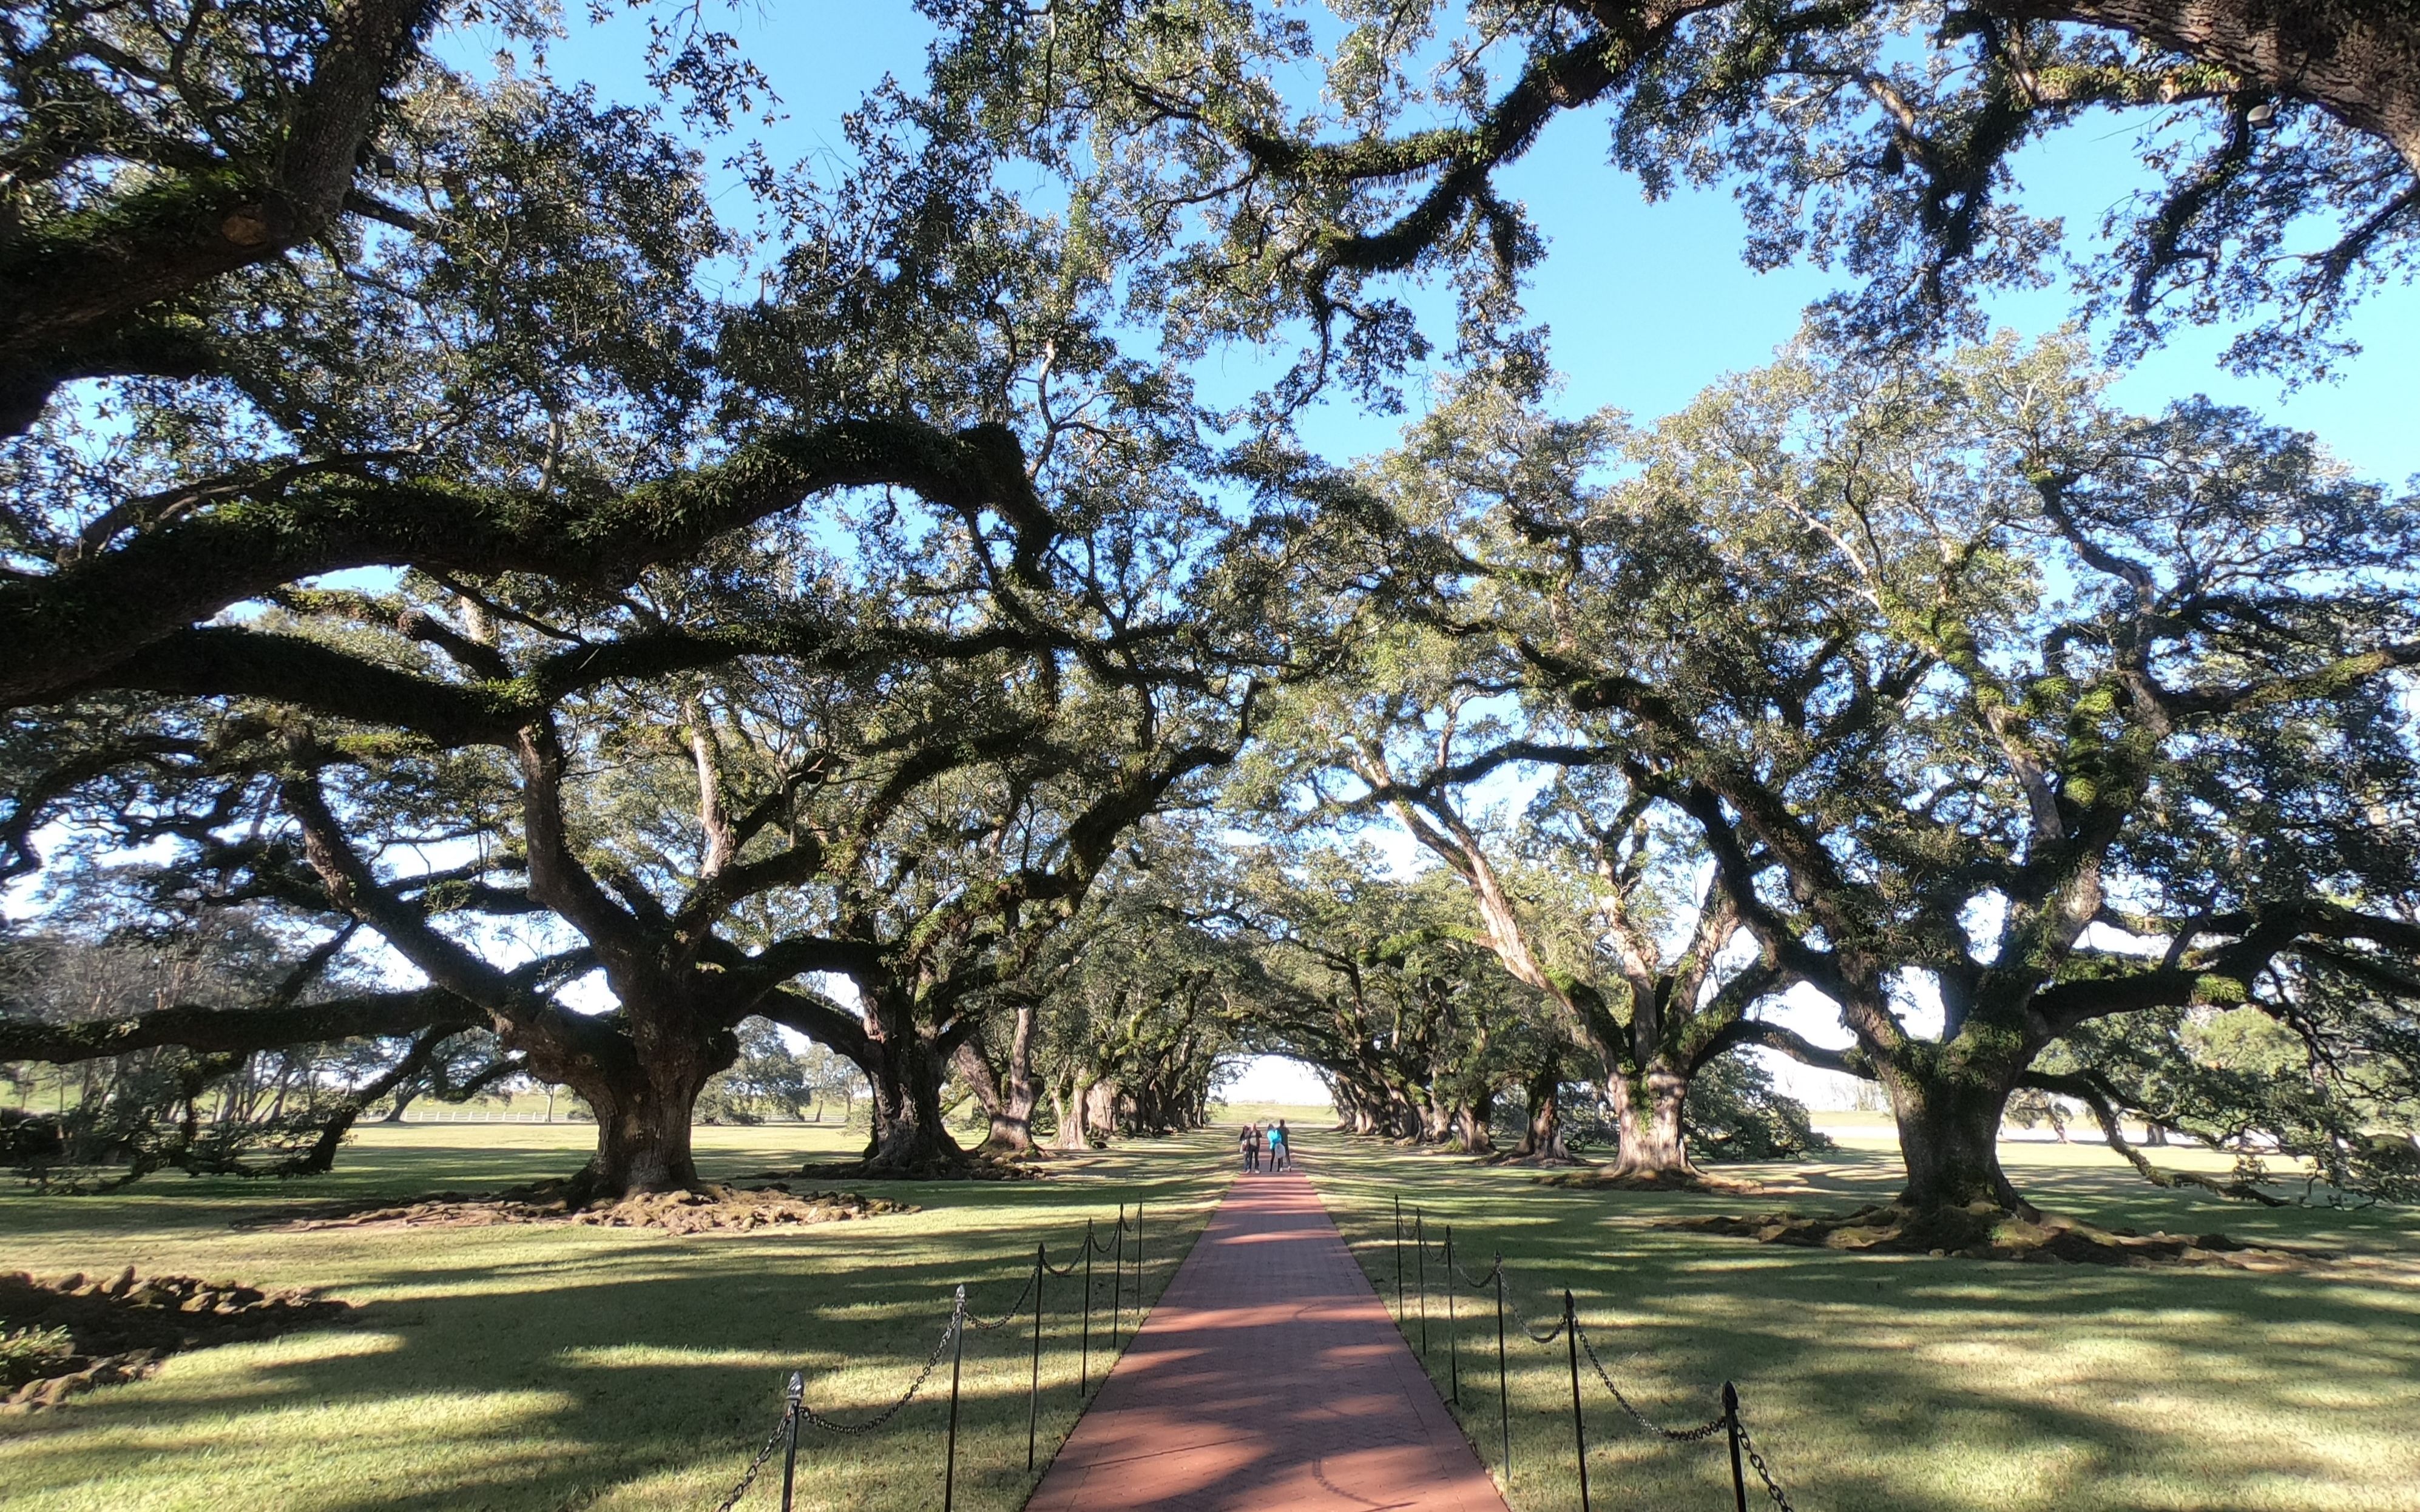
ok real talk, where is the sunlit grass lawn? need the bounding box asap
[0,1120,1232,1512]
[1305,1127,2420,1512]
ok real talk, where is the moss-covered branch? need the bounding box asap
[0,987,477,1064]
[2,417,1043,710]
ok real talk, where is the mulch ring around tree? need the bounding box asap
[1661,1202,2341,1269]
[2,1267,351,1411]
[237,1181,916,1236]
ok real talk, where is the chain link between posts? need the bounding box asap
[964,1264,1039,1331]
[709,1196,1154,1508]
[710,1392,797,1512]
[1448,1251,1502,1290]
[1738,1416,1797,1512]
[798,1300,964,1435]
[1573,1318,1729,1443]
[1380,1193,1805,1511]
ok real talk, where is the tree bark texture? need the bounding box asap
[1986,0,2420,176]
[1881,1052,2030,1214]
[1604,1062,1695,1180]
[1452,1095,1495,1155]
[1513,1058,1571,1163]
[860,1020,962,1173]
[953,1005,1039,1154]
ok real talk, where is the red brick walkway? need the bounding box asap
[1026,1169,1509,1512]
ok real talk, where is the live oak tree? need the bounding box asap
[0,42,1283,1192]
[2,469,1257,1193]
[1242,414,1800,1182]
[0,4,1146,720]
[1009,832,1256,1150]
[935,0,2420,399]
[1231,852,1549,1155]
[1390,335,2420,1215]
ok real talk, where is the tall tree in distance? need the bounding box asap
[1243,400,1800,1183]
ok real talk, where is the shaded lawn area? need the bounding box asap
[1303,1133,2420,1512]
[0,1122,1235,1511]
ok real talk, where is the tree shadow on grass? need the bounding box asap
[0,1137,1239,1512]
[1302,1137,2420,1511]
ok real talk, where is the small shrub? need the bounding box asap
[0,1326,75,1389]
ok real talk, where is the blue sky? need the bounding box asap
[497,4,2419,484]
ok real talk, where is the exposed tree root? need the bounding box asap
[2,1268,350,1411]
[1662,1202,2339,1268]
[1536,1167,1769,1195]
[242,1180,914,1234]
[788,1153,1044,1183]
[1485,1150,1594,1169]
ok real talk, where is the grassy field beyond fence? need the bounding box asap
[1298,1128,2420,1512]
[0,1122,1232,1512]
[9,1115,2418,1511]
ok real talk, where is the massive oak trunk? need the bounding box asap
[953,1006,1038,1154]
[544,1016,737,1197]
[1512,1056,1572,1163]
[1605,1062,1694,1180]
[1882,1051,2029,1215]
[1452,1093,1495,1155]
[580,1067,710,1195]
[863,1044,960,1173]
[848,984,965,1174]
[1050,1075,1096,1150]
[1422,1096,1455,1144]
[1084,1080,1121,1138]
[488,993,737,1200]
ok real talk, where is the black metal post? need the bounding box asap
[1564,1290,1589,1512]
[779,1369,803,1512]
[1493,1254,1510,1479]
[1444,1226,1459,1406]
[1415,1210,1428,1355]
[1112,1203,1126,1347]
[1080,1222,1094,1394]
[1029,1244,1046,1471]
[1393,1194,1404,1321]
[1724,1381,1749,1512]
[1135,1201,1145,1315]
[944,1286,967,1512]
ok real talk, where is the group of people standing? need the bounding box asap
[1237,1119,1291,1173]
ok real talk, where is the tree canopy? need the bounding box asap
[2,0,2413,1219]
[934,0,2420,403]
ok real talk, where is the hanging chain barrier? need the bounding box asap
[1576,1318,1729,1443]
[708,1196,1149,1508]
[709,1372,800,1512]
[963,1263,1039,1332]
[1735,1403,1798,1512]
[796,1301,960,1437]
[1384,1195,1803,1512]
